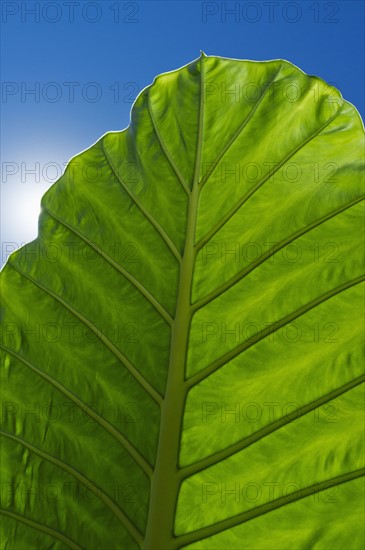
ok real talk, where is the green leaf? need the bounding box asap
[1,54,364,550]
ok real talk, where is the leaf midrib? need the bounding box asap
[142,54,205,550]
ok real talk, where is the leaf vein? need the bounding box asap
[101,138,182,262]
[187,276,364,387]
[193,196,365,312]
[180,375,365,479]
[0,343,153,478]
[176,469,365,547]
[196,102,345,252]
[147,90,191,195]
[8,260,163,407]
[42,206,174,326]
[0,431,144,545]
[199,62,283,190]
[0,508,84,550]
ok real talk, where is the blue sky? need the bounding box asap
[1,0,364,267]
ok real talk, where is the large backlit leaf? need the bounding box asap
[1,54,364,550]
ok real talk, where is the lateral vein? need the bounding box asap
[176,469,365,547]
[8,261,163,407]
[187,275,364,388]
[0,508,84,550]
[43,206,174,327]
[198,62,283,190]
[180,374,365,479]
[193,196,365,312]
[147,91,191,195]
[0,343,153,479]
[102,138,182,262]
[196,102,345,252]
[0,430,144,546]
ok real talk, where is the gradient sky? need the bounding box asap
[1,0,364,267]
